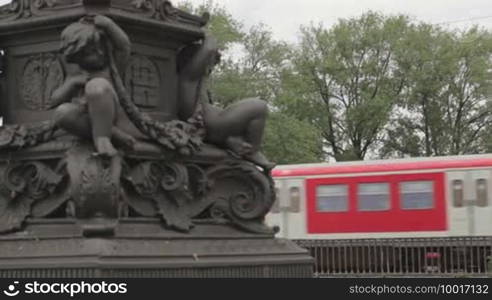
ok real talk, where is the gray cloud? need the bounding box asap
[176,0,492,42]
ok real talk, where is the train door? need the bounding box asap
[469,170,492,236]
[447,170,492,236]
[266,179,305,239]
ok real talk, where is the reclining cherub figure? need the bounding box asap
[177,33,275,171]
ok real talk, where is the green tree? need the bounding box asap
[381,25,492,157]
[210,23,291,106]
[177,1,324,164]
[209,24,325,163]
[285,12,409,161]
[177,0,243,50]
[263,112,324,164]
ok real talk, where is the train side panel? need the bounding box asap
[267,163,492,240]
[266,173,448,239]
[305,172,447,234]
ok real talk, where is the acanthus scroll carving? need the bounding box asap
[0,160,68,233]
[123,160,210,231]
[0,145,276,234]
[205,162,276,234]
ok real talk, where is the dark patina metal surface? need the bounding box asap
[0,0,312,277]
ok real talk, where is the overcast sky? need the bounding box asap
[1,0,492,42]
[179,0,492,42]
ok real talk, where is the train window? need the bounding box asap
[476,179,488,207]
[358,183,390,211]
[289,187,301,213]
[271,188,280,213]
[400,181,434,210]
[452,180,464,207]
[316,184,348,212]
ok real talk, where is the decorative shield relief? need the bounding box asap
[125,55,160,108]
[21,53,64,111]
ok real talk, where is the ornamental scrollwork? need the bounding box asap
[0,0,71,21]
[119,158,275,234]
[123,160,210,231]
[131,0,177,21]
[0,160,68,233]
[204,162,276,233]
[0,142,276,234]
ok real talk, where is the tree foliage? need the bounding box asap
[211,24,291,106]
[177,3,492,163]
[177,0,243,50]
[177,1,324,164]
[284,12,409,161]
[263,112,324,164]
[381,25,492,157]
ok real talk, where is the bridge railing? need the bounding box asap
[294,237,492,277]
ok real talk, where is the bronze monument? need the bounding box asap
[0,0,311,277]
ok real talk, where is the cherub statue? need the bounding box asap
[51,15,136,157]
[177,33,275,171]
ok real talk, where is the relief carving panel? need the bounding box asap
[125,55,160,108]
[21,53,64,111]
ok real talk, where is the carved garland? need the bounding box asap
[0,121,57,149]
[108,41,205,155]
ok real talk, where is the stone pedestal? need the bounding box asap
[0,0,313,278]
[0,219,313,278]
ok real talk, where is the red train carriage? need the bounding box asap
[268,154,492,276]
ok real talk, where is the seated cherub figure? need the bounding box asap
[51,15,136,157]
[177,33,275,171]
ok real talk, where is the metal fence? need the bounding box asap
[294,237,492,277]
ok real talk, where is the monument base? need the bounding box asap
[0,219,313,278]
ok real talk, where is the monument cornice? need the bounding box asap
[0,0,207,39]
